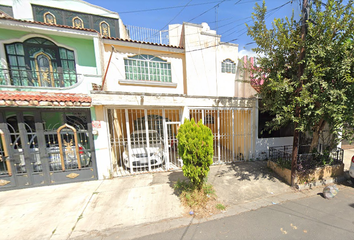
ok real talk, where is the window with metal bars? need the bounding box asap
[3,37,77,87]
[124,54,172,82]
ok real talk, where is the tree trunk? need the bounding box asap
[309,119,325,152]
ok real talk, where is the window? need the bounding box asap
[124,55,172,82]
[100,21,110,37]
[221,59,236,74]
[43,12,56,24]
[72,16,84,28]
[4,37,77,87]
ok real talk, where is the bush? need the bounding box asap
[177,118,213,190]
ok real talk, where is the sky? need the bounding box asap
[85,0,302,56]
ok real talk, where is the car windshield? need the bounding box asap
[131,132,161,145]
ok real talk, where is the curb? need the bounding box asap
[295,175,347,190]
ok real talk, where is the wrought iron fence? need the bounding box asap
[269,145,344,171]
[0,68,77,87]
[125,25,169,45]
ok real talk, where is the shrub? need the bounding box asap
[177,118,213,190]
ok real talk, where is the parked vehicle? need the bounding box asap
[123,130,165,168]
[349,156,354,184]
[11,132,91,172]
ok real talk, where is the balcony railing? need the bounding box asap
[126,25,169,45]
[0,68,77,88]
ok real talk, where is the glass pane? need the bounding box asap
[17,57,25,67]
[15,44,24,55]
[59,48,67,59]
[67,51,74,60]
[6,45,15,54]
[8,56,18,66]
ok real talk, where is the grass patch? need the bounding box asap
[216,203,226,210]
[174,180,225,217]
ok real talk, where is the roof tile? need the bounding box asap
[0,91,92,103]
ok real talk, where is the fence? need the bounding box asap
[269,145,344,171]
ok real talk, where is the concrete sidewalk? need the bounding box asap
[0,161,350,240]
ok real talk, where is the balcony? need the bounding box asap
[0,68,78,88]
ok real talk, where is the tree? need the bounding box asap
[247,1,354,152]
[177,118,213,190]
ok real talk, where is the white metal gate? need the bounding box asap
[108,108,181,176]
[189,108,253,163]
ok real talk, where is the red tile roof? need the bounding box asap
[0,91,91,107]
[0,14,98,33]
[103,36,184,49]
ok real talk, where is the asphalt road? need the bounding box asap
[135,185,354,240]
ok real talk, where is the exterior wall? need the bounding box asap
[1,0,129,38]
[3,0,119,21]
[255,100,293,159]
[175,22,239,98]
[92,105,112,179]
[102,42,185,95]
[0,27,101,94]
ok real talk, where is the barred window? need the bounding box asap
[4,37,77,87]
[221,59,236,74]
[124,55,172,82]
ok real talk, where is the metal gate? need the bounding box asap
[108,108,181,176]
[0,108,97,191]
[190,108,253,163]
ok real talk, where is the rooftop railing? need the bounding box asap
[125,25,169,45]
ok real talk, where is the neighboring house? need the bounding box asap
[246,56,294,159]
[91,22,259,177]
[0,0,118,190]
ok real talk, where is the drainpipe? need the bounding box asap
[100,45,115,91]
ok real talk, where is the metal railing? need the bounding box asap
[125,25,169,45]
[269,145,344,171]
[0,68,77,88]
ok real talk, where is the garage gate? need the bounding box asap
[108,108,253,176]
[190,108,253,163]
[108,108,181,176]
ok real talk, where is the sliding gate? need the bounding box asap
[190,108,253,163]
[0,108,97,191]
[108,108,181,176]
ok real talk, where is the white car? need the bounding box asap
[349,156,354,184]
[123,130,165,168]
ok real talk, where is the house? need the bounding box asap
[91,22,260,177]
[0,0,123,190]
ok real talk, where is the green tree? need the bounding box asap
[177,118,213,190]
[247,0,354,151]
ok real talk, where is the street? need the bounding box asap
[135,185,354,240]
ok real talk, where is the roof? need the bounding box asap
[103,36,184,49]
[0,14,98,33]
[0,91,92,107]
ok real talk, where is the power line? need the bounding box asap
[188,0,228,22]
[118,0,233,14]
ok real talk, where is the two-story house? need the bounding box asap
[91,22,258,177]
[0,0,127,190]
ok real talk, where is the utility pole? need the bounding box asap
[291,0,308,187]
